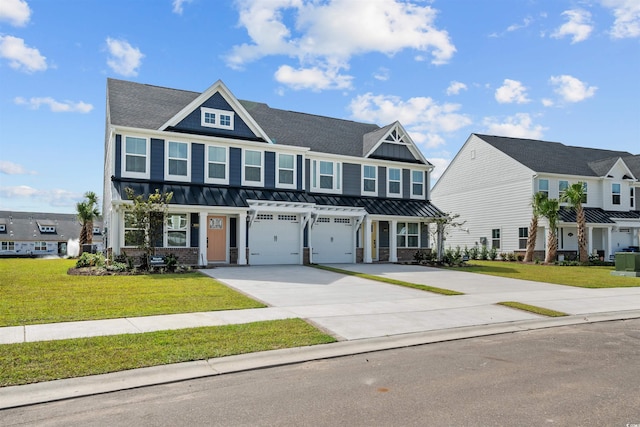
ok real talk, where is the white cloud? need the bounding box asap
[541,98,554,107]
[552,9,593,43]
[446,81,467,95]
[274,64,353,91]
[0,0,31,26]
[506,16,533,32]
[14,96,93,113]
[427,157,451,182]
[106,37,144,77]
[0,185,82,207]
[0,160,36,175]
[549,74,597,103]
[0,35,47,73]
[172,0,192,15]
[495,79,530,104]
[373,67,390,81]
[227,0,456,90]
[482,113,546,139]
[601,0,640,38]
[349,92,471,149]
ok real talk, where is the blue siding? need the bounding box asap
[173,92,258,140]
[420,223,429,248]
[380,221,390,248]
[297,155,303,191]
[343,163,360,196]
[230,217,237,248]
[371,143,417,162]
[150,138,164,181]
[115,134,121,178]
[378,166,386,198]
[305,159,311,190]
[402,168,410,199]
[265,151,276,189]
[192,143,205,184]
[190,213,199,248]
[229,147,242,186]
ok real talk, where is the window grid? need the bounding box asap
[491,229,501,249]
[207,145,227,183]
[518,227,528,250]
[2,241,15,251]
[538,179,549,198]
[244,150,262,185]
[411,170,424,198]
[388,168,401,196]
[362,165,377,195]
[278,215,297,221]
[166,214,188,247]
[277,153,295,188]
[168,141,189,178]
[124,136,147,176]
[397,222,419,248]
[612,183,621,205]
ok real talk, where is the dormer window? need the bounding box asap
[201,107,234,130]
[93,227,101,235]
[0,224,5,232]
[38,223,56,233]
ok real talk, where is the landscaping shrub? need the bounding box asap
[75,252,106,268]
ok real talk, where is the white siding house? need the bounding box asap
[431,134,640,261]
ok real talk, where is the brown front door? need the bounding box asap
[207,215,226,262]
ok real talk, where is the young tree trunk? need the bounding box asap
[545,232,558,264]
[576,206,588,263]
[523,217,538,262]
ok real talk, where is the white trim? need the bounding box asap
[201,107,234,130]
[204,144,229,185]
[242,149,264,187]
[363,121,431,166]
[276,153,297,189]
[410,169,424,199]
[121,135,150,179]
[361,164,377,196]
[311,159,342,194]
[164,140,191,182]
[387,167,402,198]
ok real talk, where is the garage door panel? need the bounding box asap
[250,213,301,265]
[312,217,354,264]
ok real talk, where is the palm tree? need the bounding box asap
[76,191,100,247]
[561,182,588,263]
[539,198,560,263]
[524,192,547,263]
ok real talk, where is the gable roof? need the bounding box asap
[475,134,637,178]
[0,211,104,242]
[107,79,430,161]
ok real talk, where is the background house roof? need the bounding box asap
[107,79,381,158]
[475,134,637,178]
[0,211,104,242]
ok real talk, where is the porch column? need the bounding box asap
[389,219,398,263]
[606,226,613,261]
[198,212,207,266]
[238,212,247,265]
[587,226,593,256]
[111,208,122,254]
[364,216,372,263]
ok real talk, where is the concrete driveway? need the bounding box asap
[203,263,640,340]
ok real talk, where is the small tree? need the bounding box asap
[76,191,100,247]
[428,213,465,262]
[539,198,560,263]
[524,192,547,263]
[123,188,173,265]
[561,182,588,263]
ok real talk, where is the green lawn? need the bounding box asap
[462,260,640,288]
[0,259,265,327]
[0,319,336,387]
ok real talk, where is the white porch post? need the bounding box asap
[198,212,207,266]
[587,226,593,256]
[389,219,398,263]
[238,212,247,265]
[111,207,122,254]
[364,216,372,263]
[607,226,613,260]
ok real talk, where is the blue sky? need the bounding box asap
[0,0,638,214]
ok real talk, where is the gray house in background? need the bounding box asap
[431,134,640,261]
[103,78,443,266]
[0,211,104,257]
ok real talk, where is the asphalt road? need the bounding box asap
[2,319,639,427]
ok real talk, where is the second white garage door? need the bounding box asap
[249,213,301,265]
[311,217,355,264]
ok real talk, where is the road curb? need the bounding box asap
[2,310,639,410]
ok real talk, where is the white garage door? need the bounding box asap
[311,217,354,264]
[249,213,301,265]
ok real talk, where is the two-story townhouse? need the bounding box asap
[103,79,443,266]
[431,134,640,261]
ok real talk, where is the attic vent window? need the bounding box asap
[0,224,5,232]
[201,107,234,130]
[38,224,56,233]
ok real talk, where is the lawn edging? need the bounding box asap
[498,301,569,317]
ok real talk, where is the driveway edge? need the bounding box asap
[2,310,639,410]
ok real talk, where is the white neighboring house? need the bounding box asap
[431,134,640,261]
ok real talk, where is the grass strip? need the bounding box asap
[498,301,569,317]
[461,260,640,288]
[311,264,463,295]
[0,259,265,327]
[0,319,336,387]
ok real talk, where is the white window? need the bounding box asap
[362,165,377,196]
[38,225,55,233]
[243,150,263,186]
[518,227,528,250]
[397,222,419,248]
[492,229,501,249]
[124,213,144,247]
[201,107,234,130]
[387,167,402,197]
[581,182,588,204]
[34,241,46,251]
[1,241,15,251]
[312,160,341,193]
[123,136,149,178]
[538,179,549,198]
[631,187,635,208]
[612,183,621,205]
[277,153,296,189]
[166,141,190,181]
[206,145,228,184]
[166,214,188,247]
[411,170,424,199]
[559,180,568,199]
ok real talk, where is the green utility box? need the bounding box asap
[612,252,640,277]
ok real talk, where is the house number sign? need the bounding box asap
[209,218,223,230]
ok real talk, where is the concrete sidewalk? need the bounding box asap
[1,263,639,409]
